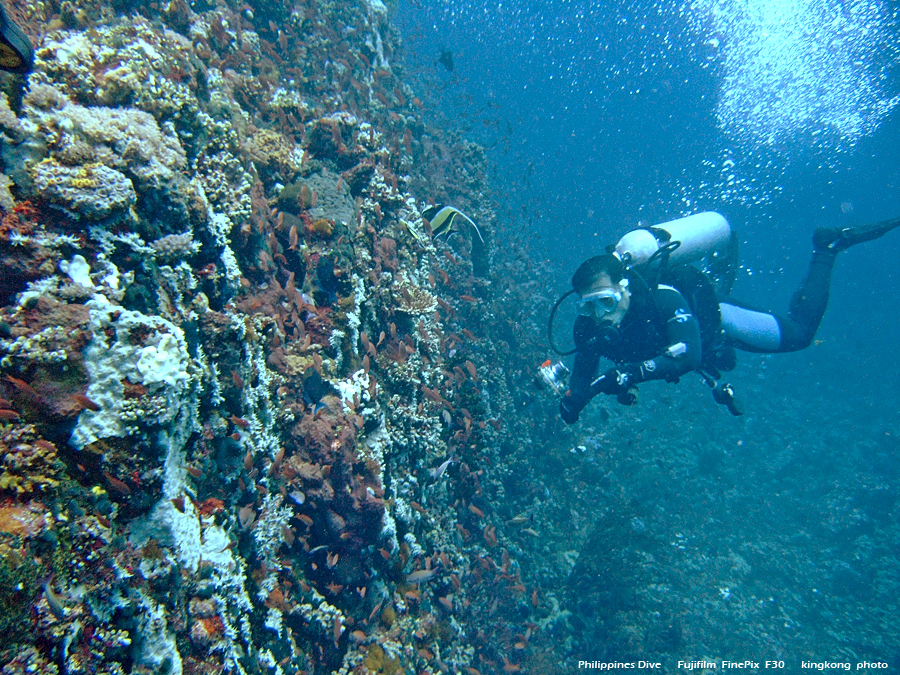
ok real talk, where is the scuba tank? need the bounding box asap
[614,212,732,268]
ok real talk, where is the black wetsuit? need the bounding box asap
[562,249,839,423]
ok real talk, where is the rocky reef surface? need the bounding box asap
[0,0,898,674]
[0,0,546,673]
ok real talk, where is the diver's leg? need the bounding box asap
[718,300,783,352]
[780,249,837,351]
[783,216,900,346]
[718,217,900,354]
[774,216,900,350]
[718,249,834,355]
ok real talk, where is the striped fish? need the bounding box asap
[422,205,485,243]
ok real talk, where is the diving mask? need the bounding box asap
[577,286,624,317]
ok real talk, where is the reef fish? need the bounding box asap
[423,205,485,244]
[438,47,454,72]
[406,566,441,584]
[429,454,457,481]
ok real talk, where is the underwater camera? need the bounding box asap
[535,359,569,396]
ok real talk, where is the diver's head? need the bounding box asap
[571,254,630,326]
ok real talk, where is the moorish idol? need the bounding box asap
[0,3,32,74]
[422,204,484,244]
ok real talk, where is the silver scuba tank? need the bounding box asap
[614,212,731,267]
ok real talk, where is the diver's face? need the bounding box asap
[577,274,630,326]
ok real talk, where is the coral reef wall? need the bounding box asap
[0,0,562,673]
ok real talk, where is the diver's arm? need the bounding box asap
[560,317,602,424]
[591,286,702,395]
[636,284,703,381]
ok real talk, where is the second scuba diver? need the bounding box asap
[557,213,900,424]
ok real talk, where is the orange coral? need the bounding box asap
[197,497,225,517]
[190,615,225,645]
[0,502,47,537]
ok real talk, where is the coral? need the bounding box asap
[150,232,200,259]
[7,91,193,231]
[373,235,398,274]
[0,425,62,494]
[0,325,70,366]
[70,300,194,448]
[136,333,191,387]
[0,646,60,675]
[0,539,42,643]
[307,217,334,238]
[0,502,49,538]
[362,644,401,674]
[251,493,292,564]
[0,175,15,213]
[193,148,253,240]
[277,168,356,229]
[0,2,565,674]
[242,128,300,185]
[30,159,136,221]
[40,100,186,186]
[34,19,199,119]
[392,275,437,315]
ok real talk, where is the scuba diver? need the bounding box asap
[549,212,900,424]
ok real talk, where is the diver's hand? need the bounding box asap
[590,366,635,396]
[559,392,585,424]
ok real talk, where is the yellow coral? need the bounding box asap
[71,163,103,189]
[0,426,62,495]
[307,218,334,237]
[243,129,299,180]
[361,644,400,675]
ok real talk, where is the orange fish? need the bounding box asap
[231,415,250,429]
[102,472,130,495]
[3,374,37,396]
[72,394,101,411]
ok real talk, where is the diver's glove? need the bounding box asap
[559,391,587,425]
[590,366,636,396]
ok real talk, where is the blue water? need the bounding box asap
[395,0,900,268]
[396,0,900,370]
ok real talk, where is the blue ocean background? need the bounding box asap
[395,0,900,356]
